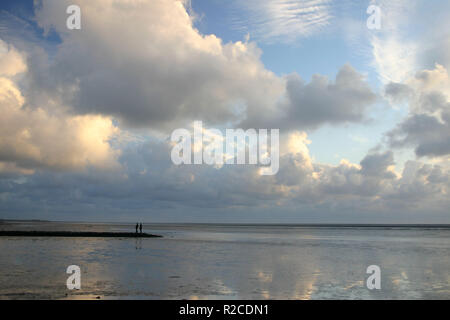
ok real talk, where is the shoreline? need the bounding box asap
[0,231,162,238]
[2,220,450,228]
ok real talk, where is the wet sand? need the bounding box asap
[0,231,161,238]
[1,222,449,299]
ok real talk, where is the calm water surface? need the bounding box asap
[0,221,449,299]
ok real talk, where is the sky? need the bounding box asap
[0,0,449,223]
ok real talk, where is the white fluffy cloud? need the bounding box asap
[31,0,284,130]
[28,0,376,133]
[0,39,120,173]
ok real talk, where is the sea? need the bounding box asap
[0,221,449,299]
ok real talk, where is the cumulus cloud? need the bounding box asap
[242,64,376,130]
[360,151,396,178]
[30,0,283,130]
[0,40,27,76]
[0,39,120,173]
[281,64,376,129]
[24,0,376,133]
[386,64,450,158]
[2,130,448,221]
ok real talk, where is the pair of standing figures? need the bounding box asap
[135,223,143,234]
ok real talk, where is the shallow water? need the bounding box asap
[0,221,449,299]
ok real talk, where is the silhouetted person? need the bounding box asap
[139,223,143,234]
[135,223,139,233]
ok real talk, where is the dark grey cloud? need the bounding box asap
[385,65,450,158]
[285,64,376,129]
[360,151,395,178]
[384,82,413,103]
[388,111,450,157]
[240,64,377,131]
[2,138,448,222]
